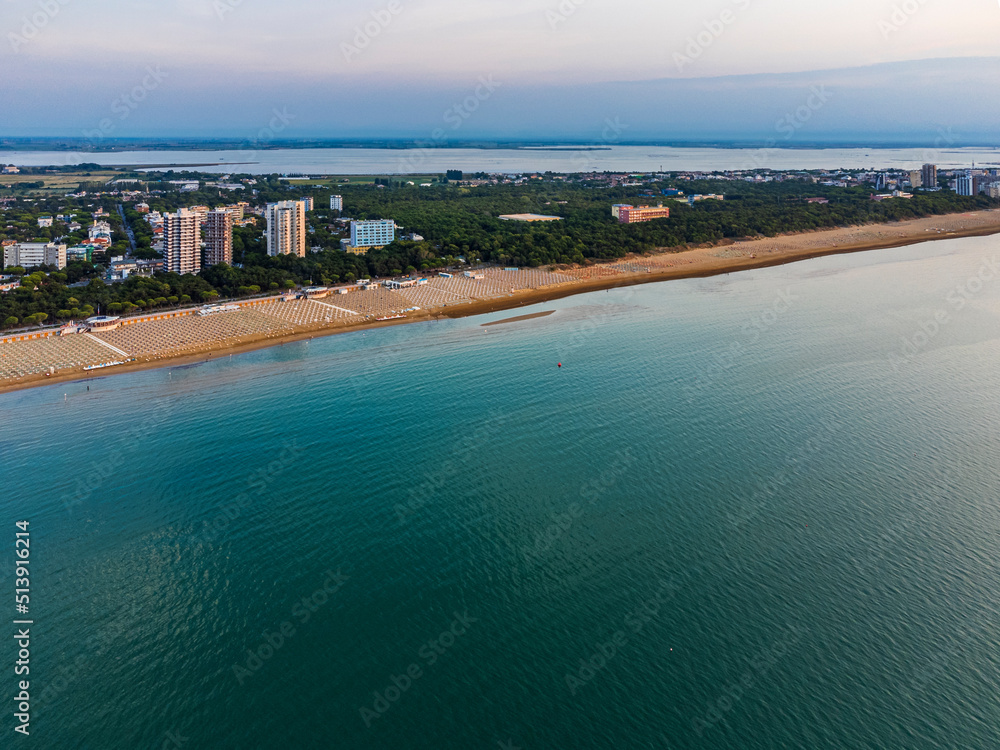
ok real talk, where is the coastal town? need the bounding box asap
[0,160,997,389]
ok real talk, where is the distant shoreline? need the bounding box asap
[4,209,1000,396]
[4,140,1000,154]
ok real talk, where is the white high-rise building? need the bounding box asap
[163,208,202,275]
[265,200,307,257]
[330,195,343,211]
[956,174,974,197]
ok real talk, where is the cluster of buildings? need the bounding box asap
[261,194,398,256]
[950,167,1000,198]
[136,201,253,275]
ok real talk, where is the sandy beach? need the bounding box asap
[3,208,1000,395]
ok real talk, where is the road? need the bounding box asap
[116,204,137,255]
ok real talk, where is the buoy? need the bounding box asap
[558,363,562,368]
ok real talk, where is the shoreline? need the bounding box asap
[4,210,1000,396]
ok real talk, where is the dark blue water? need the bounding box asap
[2,237,1000,749]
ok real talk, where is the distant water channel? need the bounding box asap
[6,144,1000,174]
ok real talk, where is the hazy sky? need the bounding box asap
[2,0,1000,140]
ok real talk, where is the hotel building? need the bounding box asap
[348,219,395,252]
[3,242,67,270]
[163,208,202,275]
[617,205,671,224]
[265,200,307,257]
[204,209,234,266]
[921,164,938,189]
[330,195,343,211]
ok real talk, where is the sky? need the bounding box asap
[2,0,1000,143]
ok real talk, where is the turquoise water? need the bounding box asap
[3,237,1000,748]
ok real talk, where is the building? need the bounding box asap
[301,197,314,211]
[66,245,94,263]
[330,195,343,211]
[921,164,938,189]
[955,173,974,197]
[611,204,632,219]
[348,219,395,252]
[37,216,53,228]
[497,214,562,222]
[908,170,923,188]
[204,209,234,266]
[85,316,121,332]
[162,208,202,275]
[1,165,20,174]
[89,221,113,246]
[225,202,249,221]
[618,205,671,224]
[265,200,307,257]
[188,205,210,226]
[4,243,67,270]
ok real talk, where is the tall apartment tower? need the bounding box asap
[265,200,307,257]
[330,195,343,211]
[921,164,938,189]
[956,173,974,197]
[163,208,201,275]
[204,209,233,266]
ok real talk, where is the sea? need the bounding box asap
[2,236,999,748]
[5,144,1000,175]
